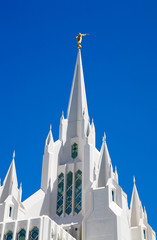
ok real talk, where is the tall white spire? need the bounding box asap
[97,133,112,187]
[67,50,89,122]
[0,151,18,202]
[130,178,141,227]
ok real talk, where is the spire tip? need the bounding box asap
[103,132,106,142]
[133,176,136,184]
[13,150,15,160]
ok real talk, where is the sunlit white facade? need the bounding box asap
[0,49,155,240]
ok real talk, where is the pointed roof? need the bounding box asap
[0,152,18,202]
[130,178,141,227]
[67,50,89,122]
[46,125,54,146]
[97,133,112,187]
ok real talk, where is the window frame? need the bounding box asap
[71,143,78,159]
[29,227,39,240]
[17,229,26,240]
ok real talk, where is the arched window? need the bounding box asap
[65,171,73,215]
[56,173,64,216]
[143,229,146,239]
[29,227,39,240]
[17,229,26,240]
[72,143,78,159]
[4,231,13,240]
[74,170,82,214]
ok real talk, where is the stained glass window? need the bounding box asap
[65,171,73,215]
[4,231,13,240]
[72,143,78,159]
[56,173,64,216]
[74,170,82,214]
[29,227,39,240]
[17,229,26,240]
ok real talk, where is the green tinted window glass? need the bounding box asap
[65,171,73,215]
[72,143,78,159]
[74,170,82,214]
[29,227,39,240]
[17,229,26,240]
[112,190,114,201]
[5,232,13,240]
[56,173,64,216]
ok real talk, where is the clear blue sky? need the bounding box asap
[0,0,157,230]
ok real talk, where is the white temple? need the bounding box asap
[0,49,156,240]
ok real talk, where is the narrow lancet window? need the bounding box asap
[74,170,82,214]
[112,190,115,202]
[143,229,146,239]
[17,229,26,240]
[56,173,64,216]
[9,207,12,217]
[29,227,39,240]
[72,143,78,159]
[66,171,73,215]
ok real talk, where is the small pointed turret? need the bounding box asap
[91,118,94,128]
[59,111,68,142]
[0,151,18,202]
[130,177,141,227]
[41,126,55,192]
[45,125,54,153]
[46,125,54,146]
[97,133,112,187]
[61,111,64,121]
[67,50,89,123]
[115,166,118,183]
[144,206,147,223]
[18,183,22,202]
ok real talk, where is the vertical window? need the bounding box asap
[56,173,64,216]
[51,229,54,238]
[29,227,39,240]
[74,170,82,214]
[112,190,115,202]
[5,231,13,240]
[72,143,78,159]
[65,171,73,215]
[17,229,26,240]
[9,207,12,217]
[143,229,146,239]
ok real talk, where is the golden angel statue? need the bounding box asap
[76,33,89,49]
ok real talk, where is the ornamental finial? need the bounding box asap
[13,150,15,160]
[103,132,106,142]
[76,33,90,49]
[133,176,136,184]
